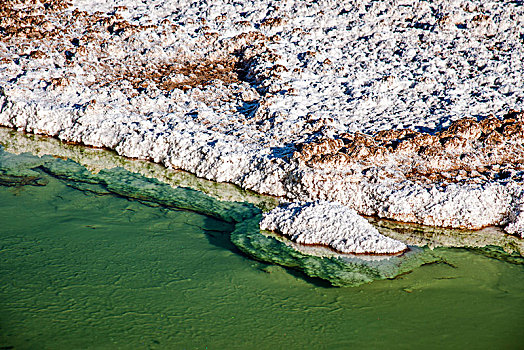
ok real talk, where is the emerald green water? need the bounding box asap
[0,154,523,348]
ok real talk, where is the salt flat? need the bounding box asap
[0,0,523,249]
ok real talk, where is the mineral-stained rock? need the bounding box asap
[260,201,408,255]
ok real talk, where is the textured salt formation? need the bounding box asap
[294,111,524,185]
[260,201,407,254]
[289,110,524,236]
[505,195,524,238]
[1,0,524,238]
[283,164,523,234]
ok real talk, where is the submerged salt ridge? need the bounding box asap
[1,0,524,238]
[0,145,445,287]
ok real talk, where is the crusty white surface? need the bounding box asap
[504,188,524,239]
[284,167,520,230]
[1,0,523,237]
[260,201,407,254]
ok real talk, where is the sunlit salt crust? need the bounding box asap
[1,0,523,240]
[260,201,408,254]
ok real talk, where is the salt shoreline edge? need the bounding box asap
[1,0,523,248]
[0,144,443,286]
[3,129,522,259]
[1,94,522,240]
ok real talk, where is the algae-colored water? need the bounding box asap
[0,155,523,349]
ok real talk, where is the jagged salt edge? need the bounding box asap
[0,94,523,237]
[286,167,523,231]
[260,201,408,254]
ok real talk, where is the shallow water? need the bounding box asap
[0,156,523,349]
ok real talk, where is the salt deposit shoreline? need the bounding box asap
[2,127,523,258]
[1,0,523,245]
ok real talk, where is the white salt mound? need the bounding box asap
[260,201,408,254]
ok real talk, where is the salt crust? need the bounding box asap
[1,0,524,239]
[260,201,407,254]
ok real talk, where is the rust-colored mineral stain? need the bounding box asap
[294,111,524,184]
[157,59,240,91]
[259,17,286,28]
[0,0,267,95]
[0,0,71,40]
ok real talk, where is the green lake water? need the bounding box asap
[0,144,523,349]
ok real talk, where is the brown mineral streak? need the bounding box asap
[0,0,269,94]
[259,17,286,28]
[157,60,240,91]
[294,110,524,185]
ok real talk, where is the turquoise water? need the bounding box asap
[0,148,523,349]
